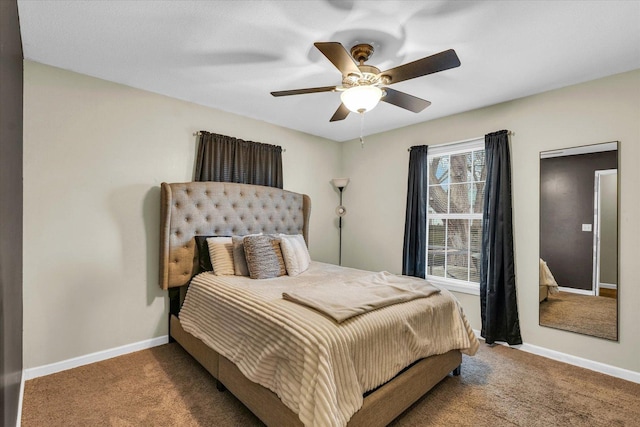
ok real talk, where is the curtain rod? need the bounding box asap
[193,131,286,152]
[407,130,515,151]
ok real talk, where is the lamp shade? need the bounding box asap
[331,177,350,189]
[340,86,382,113]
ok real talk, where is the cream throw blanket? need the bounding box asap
[283,271,440,322]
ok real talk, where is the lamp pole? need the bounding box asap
[338,187,344,266]
[331,177,349,267]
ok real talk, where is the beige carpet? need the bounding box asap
[22,343,639,426]
[540,291,617,340]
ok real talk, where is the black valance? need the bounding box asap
[195,131,283,188]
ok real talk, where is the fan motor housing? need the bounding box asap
[350,43,374,63]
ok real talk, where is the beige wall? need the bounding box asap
[341,70,640,373]
[22,61,342,369]
[23,60,640,375]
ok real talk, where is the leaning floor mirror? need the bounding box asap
[539,141,619,341]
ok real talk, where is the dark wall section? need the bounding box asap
[0,0,24,426]
[540,151,617,290]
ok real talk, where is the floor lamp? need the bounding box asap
[331,178,349,266]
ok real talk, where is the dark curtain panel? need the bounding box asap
[195,131,283,188]
[402,145,429,278]
[480,130,522,345]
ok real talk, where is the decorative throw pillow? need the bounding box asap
[231,233,264,276]
[207,237,235,276]
[280,234,311,276]
[243,235,287,279]
[195,236,214,272]
[232,235,250,276]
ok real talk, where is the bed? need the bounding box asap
[159,181,479,427]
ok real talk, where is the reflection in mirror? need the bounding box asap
[539,141,618,341]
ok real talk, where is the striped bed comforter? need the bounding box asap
[179,262,479,427]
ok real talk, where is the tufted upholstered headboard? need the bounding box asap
[159,181,311,290]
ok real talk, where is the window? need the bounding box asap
[427,139,485,294]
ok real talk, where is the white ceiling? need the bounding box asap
[17,1,640,142]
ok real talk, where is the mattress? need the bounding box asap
[179,261,479,427]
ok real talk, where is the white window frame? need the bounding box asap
[426,138,484,296]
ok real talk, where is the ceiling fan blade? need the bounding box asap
[380,49,460,85]
[271,86,337,97]
[381,88,431,112]
[330,103,350,122]
[314,42,361,76]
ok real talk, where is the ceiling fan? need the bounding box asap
[271,42,461,122]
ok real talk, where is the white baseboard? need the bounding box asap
[558,286,594,296]
[599,282,617,290]
[23,335,168,381]
[472,330,640,384]
[518,342,640,383]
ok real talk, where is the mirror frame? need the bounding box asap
[539,141,619,341]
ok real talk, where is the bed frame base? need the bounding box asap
[170,314,462,426]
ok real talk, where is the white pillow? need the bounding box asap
[207,237,234,276]
[279,234,311,276]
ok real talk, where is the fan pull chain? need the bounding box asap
[359,112,365,147]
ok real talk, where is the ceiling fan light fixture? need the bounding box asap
[340,85,382,113]
[272,42,459,123]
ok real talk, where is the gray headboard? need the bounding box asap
[159,181,311,290]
